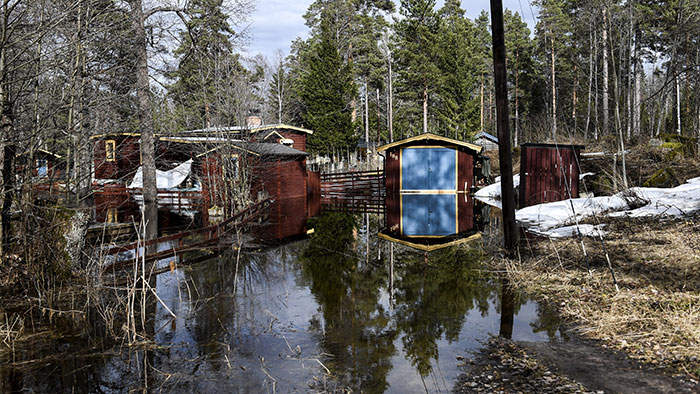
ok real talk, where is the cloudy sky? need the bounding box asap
[243,0,539,61]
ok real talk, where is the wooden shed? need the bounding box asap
[519,143,583,207]
[378,133,483,238]
[473,131,499,151]
[195,141,309,203]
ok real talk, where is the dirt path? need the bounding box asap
[455,335,699,394]
[520,337,698,394]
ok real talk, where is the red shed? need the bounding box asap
[378,133,483,237]
[519,143,583,207]
[195,141,309,213]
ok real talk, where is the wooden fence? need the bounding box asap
[101,198,270,275]
[319,169,385,214]
[320,170,385,197]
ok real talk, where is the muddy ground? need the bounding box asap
[455,334,698,393]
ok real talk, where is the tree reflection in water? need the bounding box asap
[301,211,516,389]
[301,212,397,392]
[393,247,492,378]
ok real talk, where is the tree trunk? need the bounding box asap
[388,58,393,142]
[514,50,519,146]
[130,0,158,241]
[277,60,283,124]
[422,82,428,134]
[585,26,593,140]
[364,79,369,145]
[612,45,628,189]
[376,88,380,146]
[626,2,633,140]
[572,63,578,137]
[656,87,669,136]
[480,73,484,131]
[634,31,642,136]
[551,30,557,139]
[594,28,599,140]
[676,75,682,135]
[602,7,609,137]
[0,5,12,261]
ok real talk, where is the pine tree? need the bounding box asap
[394,0,441,135]
[169,0,246,129]
[504,9,539,144]
[433,0,480,139]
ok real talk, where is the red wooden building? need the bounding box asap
[519,143,583,207]
[92,133,142,182]
[91,125,314,233]
[378,133,484,242]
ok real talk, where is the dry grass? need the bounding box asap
[500,217,700,378]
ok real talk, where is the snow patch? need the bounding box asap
[530,224,606,239]
[474,174,519,209]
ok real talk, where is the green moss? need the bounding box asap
[643,168,680,188]
[658,133,697,159]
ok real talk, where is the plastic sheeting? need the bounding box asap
[128,159,192,189]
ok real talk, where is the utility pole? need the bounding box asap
[491,0,518,253]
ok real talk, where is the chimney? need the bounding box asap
[246,115,262,127]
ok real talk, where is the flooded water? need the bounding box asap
[1,211,565,393]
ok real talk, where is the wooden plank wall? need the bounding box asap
[520,145,581,207]
[385,149,400,194]
[458,150,475,232]
[93,136,141,180]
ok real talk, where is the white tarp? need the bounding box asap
[128,159,192,189]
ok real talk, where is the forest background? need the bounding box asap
[0,0,699,273]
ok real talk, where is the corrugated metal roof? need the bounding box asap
[195,142,308,159]
[474,131,498,143]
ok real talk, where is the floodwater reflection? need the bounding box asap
[1,211,565,393]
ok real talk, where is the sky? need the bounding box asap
[243,0,540,61]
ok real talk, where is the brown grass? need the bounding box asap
[500,217,700,378]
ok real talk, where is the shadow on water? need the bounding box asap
[1,211,566,393]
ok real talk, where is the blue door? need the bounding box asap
[401,148,456,191]
[401,194,457,236]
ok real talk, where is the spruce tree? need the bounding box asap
[434,0,480,139]
[301,16,357,155]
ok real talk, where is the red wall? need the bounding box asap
[457,150,475,232]
[251,129,308,152]
[385,149,400,194]
[280,131,307,152]
[200,156,224,207]
[519,144,581,207]
[94,136,141,181]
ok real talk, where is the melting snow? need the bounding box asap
[476,174,700,238]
